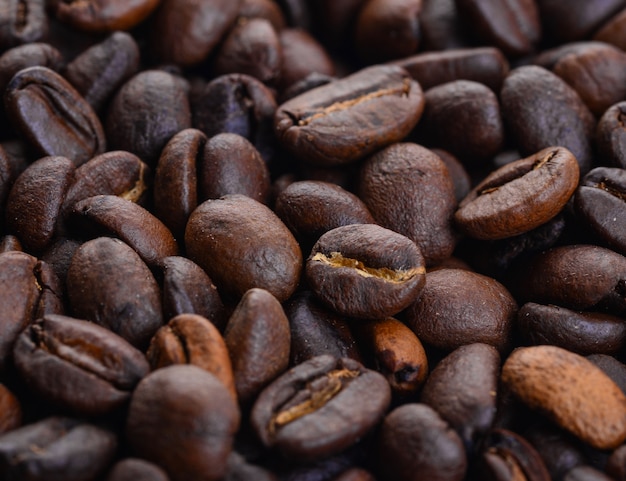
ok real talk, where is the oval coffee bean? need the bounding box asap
[185,194,302,302]
[596,101,626,169]
[275,64,424,166]
[14,314,149,416]
[455,147,580,240]
[5,66,106,166]
[251,355,391,462]
[306,224,425,319]
[55,0,160,32]
[126,365,240,481]
[502,345,626,450]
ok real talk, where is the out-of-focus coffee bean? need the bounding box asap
[306,224,426,319]
[0,43,63,95]
[54,0,160,32]
[278,28,334,92]
[360,317,428,397]
[354,0,422,63]
[606,444,626,481]
[14,314,149,416]
[105,70,191,165]
[502,345,626,450]
[421,343,499,451]
[0,417,117,481]
[419,0,469,51]
[147,313,236,400]
[185,194,302,302]
[149,0,242,67]
[587,354,626,395]
[67,237,163,349]
[405,268,516,352]
[224,288,290,404]
[455,147,579,240]
[594,8,626,51]
[105,458,170,481]
[563,465,615,481]
[126,365,240,481]
[596,103,626,168]
[275,0,311,29]
[0,0,47,49]
[518,303,626,355]
[5,67,106,166]
[375,403,467,481]
[310,0,367,45]
[274,65,424,166]
[251,355,391,462]
[0,383,20,435]
[239,0,287,31]
[359,142,457,265]
[500,66,595,173]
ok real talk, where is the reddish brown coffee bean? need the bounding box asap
[359,142,457,265]
[596,102,626,169]
[185,195,302,302]
[278,28,335,91]
[105,458,170,481]
[224,288,290,404]
[406,268,516,352]
[0,384,21,435]
[55,0,160,32]
[502,345,626,450]
[251,355,391,462]
[455,147,580,240]
[306,224,426,319]
[275,65,424,166]
[126,365,240,481]
[594,8,626,51]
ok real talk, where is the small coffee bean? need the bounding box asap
[596,102,626,169]
[54,0,160,32]
[0,0,47,49]
[105,458,170,481]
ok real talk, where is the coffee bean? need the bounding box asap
[564,465,615,481]
[0,0,47,49]
[594,8,626,51]
[105,458,170,481]
[596,102,626,169]
[0,42,63,95]
[278,28,335,91]
[54,0,160,32]
[606,444,626,481]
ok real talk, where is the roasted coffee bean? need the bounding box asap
[251,355,390,462]
[500,66,595,173]
[358,142,457,265]
[0,417,116,481]
[607,444,626,481]
[563,465,615,481]
[105,458,170,481]
[40,237,80,290]
[239,0,287,31]
[455,147,579,240]
[502,345,626,450]
[594,8,626,51]
[405,268,516,352]
[126,365,240,481]
[421,343,500,451]
[596,102,626,169]
[0,43,63,95]
[306,223,426,319]
[159,256,227,330]
[185,194,302,302]
[376,403,467,481]
[224,288,290,404]
[518,303,626,355]
[54,0,160,32]
[354,0,422,62]
[587,354,626,395]
[67,237,163,348]
[72,195,179,267]
[63,31,140,112]
[149,0,242,67]
[419,0,469,50]
[0,383,20,435]
[0,0,47,49]
[147,313,235,400]
[278,28,335,91]
[14,314,149,416]
[105,70,191,164]
[6,155,74,252]
[274,65,424,166]
[5,67,106,166]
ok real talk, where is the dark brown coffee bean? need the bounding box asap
[278,28,335,91]
[251,355,391,462]
[55,0,160,32]
[419,0,471,51]
[310,0,367,45]
[63,31,140,112]
[421,343,500,450]
[390,47,509,92]
[0,0,47,49]
[0,43,63,95]
[376,403,467,481]
[306,223,426,319]
[455,147,580,240]
[354,0,422,62]
[160,256,227,330]
[594,8,626,51]
[502,345,626,450]
[607,444,626,481]
[224,288,290,404]
[501,66,595,173]
[40,237,80,289]
[67,237,163,348]
[275,65,424,166]
[5,67,106,166]
[185,194,302,302]
[149,0,242,67]
[105,70,191,164]
[14,314,149,416]
[358,142,457,265]
[406,268,516,352]
[0,417,116,481]
[126,365,240,481]
[72,195,179,267]
[147,313,236,400]
[239,0,287,31]
[105,458,170,481]
[455,0,540,57]
[6,155,74,252]
[0,383,20,435]
[596,102,626,169]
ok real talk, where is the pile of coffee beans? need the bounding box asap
[2,0,626,480]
